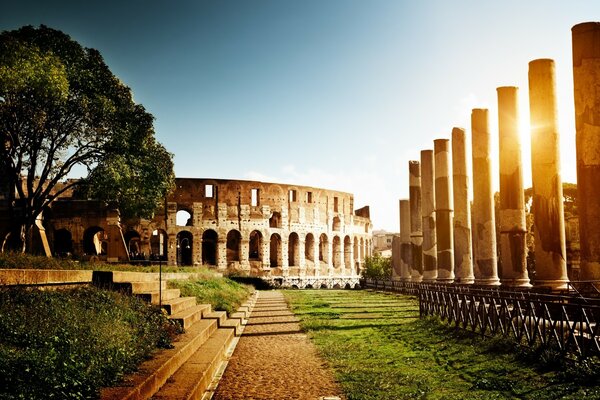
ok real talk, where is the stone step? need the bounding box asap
[220,318,243,336]
[100,318,218,400]
[203,311,228,326]
[152,328,235,400]
[162,297,198,315]
[135,288,181,304]
[129,280,167,294]
[170,304,212,330]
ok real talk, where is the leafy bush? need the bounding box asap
[361,254,392,280]
[0,286,178,399]
[170,276,253,315]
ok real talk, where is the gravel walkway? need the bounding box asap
[212,291,344,400]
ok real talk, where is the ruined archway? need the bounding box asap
[249,230,262,261]
[332,236,342,269]
[270,233,281,267]
[319,233,329,263]
[305,233,315,262]
[269,211,281,228]
[124,230,141,258]
[150,229,167,260]
[332,216,341,231]
[53,228,73,256]
[288,232,300,267]
[202,229,217,265]
[227,230,242,263]
[176,209,192,227]
[83,226,105,256]
[344,236,352,269]
[353,237,359,264]
[176,231,193,266]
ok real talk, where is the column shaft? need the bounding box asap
[409,161,423,282]
[471,109,500,285]
[400,199,412,281]
[434,139,454,282]
[573,22,600,279]
[421,150,438,281]
[529,59,569,288]
[452,127,475,283]
[497,86,530,287]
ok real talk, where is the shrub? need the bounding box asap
[0,286,178,399]
[361,254,392,280]
[170,276,253,315]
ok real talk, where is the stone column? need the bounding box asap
[240,238,250,270]
[434,139,455,283]
[400,199,412,281]
[409,161,423,282]
[452,127,475,283]
[217,236,227,270]
[299,238,306,270]
[497,86,530,287]
[471,109,500,285]
[313,239,320,277]
[573,22,600,280]
[262,236,271,269]
[193,234,202,266]
[529,59,569,288]
[420,150,438,281]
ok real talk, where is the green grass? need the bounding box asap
[284,290,600,400]
[169,276,253,315]
[0,286,180,399]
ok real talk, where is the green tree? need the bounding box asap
[0,25,174,252]
[361,254,392,280]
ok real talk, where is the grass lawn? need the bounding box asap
[284,289,600,400]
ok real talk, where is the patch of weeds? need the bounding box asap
[169,276,253,315]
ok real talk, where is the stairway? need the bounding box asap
[94,271,256,400]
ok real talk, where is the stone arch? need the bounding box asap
[305,233,315,262]
[288,232,300,267]
[53,228,73,256]
[332,216,341,231]
[176,231,193,266]
[269,211,282,228]
[150,229,167,260]
[124,230,141,257]
[360,237,365,261]
[353,236,359,264]
[83,226,105,255]
[202,229,218,265]
[344,235,352,269]
[319,233,329,263]
[176,209,192,227]
[227,229,242,263]
[249,230,263,261]
[270,233,282,267]
[332,236,342,268]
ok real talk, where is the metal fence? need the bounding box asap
[364,279,600,358]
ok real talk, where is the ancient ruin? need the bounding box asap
[420,150,437,282]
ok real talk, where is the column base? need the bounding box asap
[500,278,532,288]
[422,271,438,282]
[474,278,500,286]
[436,278,455,284]
[455,276,475,284]
[534,279,569,291]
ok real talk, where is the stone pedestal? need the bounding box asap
[420,150,438,282]
[452,127,475,283]
[434,139,454,283]
[573,22,600,280]
[409,161,423,282]
[497,86,531,287]
[529,59,569,289]
[471,109,500,285]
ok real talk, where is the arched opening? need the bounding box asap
[53,228,73,257]
[269,211,281,228]
[320,283,328,289]
[288,232,300,267]
[270,233,281,267]
[176,209,192,227]
[332,236,342,269]
[249,230,262,261]
[151,229,167,261]
[353,237,359,265]
[333,283,341,289]
[319,234,329,262]
[344,236,352,269]
[360,238,365,261]
[332,216,341,231]
[83,226,106,256]
[344,283,351,289]
[227,230,242,263]
[124,230,142,259]
[176,231,193,266]
[305,233,315,262]
[202,230,217,265]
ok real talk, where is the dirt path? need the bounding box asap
[212,291,344,400]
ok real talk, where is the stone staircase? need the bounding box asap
[94,271,256,400]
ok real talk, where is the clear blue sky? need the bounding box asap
[2,1,598,231]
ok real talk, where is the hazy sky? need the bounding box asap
[2,1,598,231]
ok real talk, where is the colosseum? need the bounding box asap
[20,178,373,288]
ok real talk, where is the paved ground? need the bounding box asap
[213,291,345,400]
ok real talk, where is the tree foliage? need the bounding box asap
[0,25,174,251]
[361,254,392,280]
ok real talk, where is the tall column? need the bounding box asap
[409,161,423,282]
[421,150,438,281]
[573,22,600,280]
[434,139,455,283]
[471,109,500,285]
[452,127,475,283]
[400,199,412,281]
[497,87,530,287]
[529,59,569,288]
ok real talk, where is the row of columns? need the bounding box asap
[395,21,600,287]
